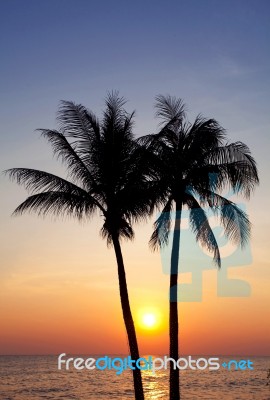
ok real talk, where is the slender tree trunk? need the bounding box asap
[112,234,144,400]
[169,202,182,400]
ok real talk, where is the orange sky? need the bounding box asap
[0,198,269,356]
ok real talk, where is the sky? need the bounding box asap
[0,0,269,356]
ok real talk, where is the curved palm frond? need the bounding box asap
[155,94,186,127]
[57,100,99,141]
[203,191,251,248]
[149,197,174,251]
[184,117,226,164]
[206,142,259,197]
[6,167,84,194]
[185,193,221,267]
[12,191,97,220]
[102,91,133,139]
[57,100,101,168]
[37,129,98,190]
[5,167,105,215]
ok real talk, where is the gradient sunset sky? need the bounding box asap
[0,0,269,356]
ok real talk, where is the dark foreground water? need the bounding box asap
[0,355,270,399]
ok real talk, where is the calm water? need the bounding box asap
[0,355,270,399]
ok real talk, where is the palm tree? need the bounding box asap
[141,95,259,400]
[5,93,155,400]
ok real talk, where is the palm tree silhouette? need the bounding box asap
[141,95,259,400]
[6,93,155,400]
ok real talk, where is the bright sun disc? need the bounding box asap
[142,313,156,328]
[137,307,161,331]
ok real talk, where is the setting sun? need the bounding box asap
[136,308,162,331]
[142,313,156,328]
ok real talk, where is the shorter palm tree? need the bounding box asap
[5,93,156,400]
[140,95,259,400]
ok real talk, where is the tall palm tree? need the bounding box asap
[5,93,155,400]
[140,95,259,400]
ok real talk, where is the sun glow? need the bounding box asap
[137,308,161,331]
[142,313,156,328]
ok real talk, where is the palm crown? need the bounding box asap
[142,95,259,266]
[6,93,154,244]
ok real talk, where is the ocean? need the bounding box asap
[0,355,269,399]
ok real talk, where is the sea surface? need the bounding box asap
[0,355,270,399]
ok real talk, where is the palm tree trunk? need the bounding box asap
[169,202,182,400]
[112,234,144,400]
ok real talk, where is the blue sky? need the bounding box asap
[1,0,269,127]
[0,0,270,355]
[1,0,269,195]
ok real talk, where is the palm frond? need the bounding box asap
[57,100,95,139]
[185,117,226,158]
[56,100,101,166]
[185,194,221,267]
[102,91,132,137]
[12,191,97,220]
[149,197,174,251]
[155,94,186,127]
[206,142,259,197]
[194,189,251,248]
[5,168,105,214]
[37,129,97,190]
[6,168,85,195]
[208,192,250,248]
